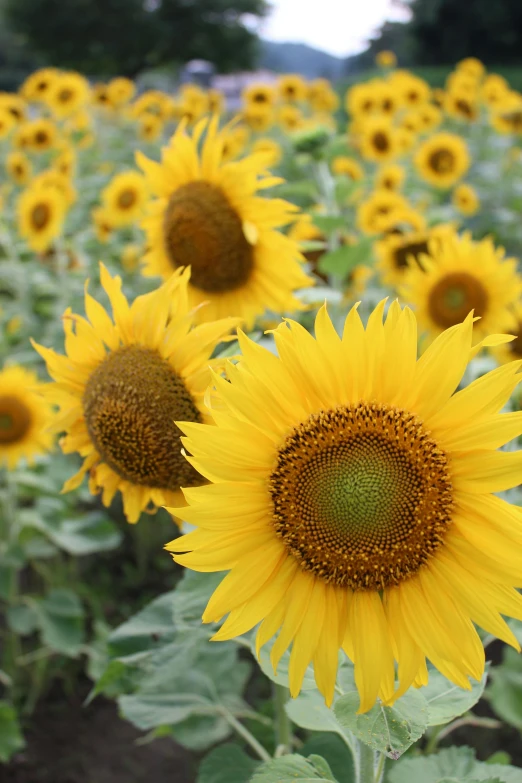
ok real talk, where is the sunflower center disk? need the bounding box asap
[162,181,254,294]
[393,239,429,270]
[82,345,202,489]
[118,189,137,209]
[32,204,50,230]
[0,396,32,444]
[429,148,455,173]
[428,271,488,329]
[269,402,453,590]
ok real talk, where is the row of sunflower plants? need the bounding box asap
[1,53,522,781]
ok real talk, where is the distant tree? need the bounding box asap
[407,0,522,65]
[349,20,416,71]
[2,0,268,76]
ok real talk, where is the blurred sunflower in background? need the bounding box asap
[33,265,239,523]
[17,184,67,253]
[101,171,148,227]
[331,156,364,181]
[6,151,32,185]
[278,74,308,103]
[453,183,480,215]
[375,223,455,287]
[415,132,470,187]
[0,365,53,469]
[402,232,522,341]
[46,71,90,118]
[138,118,311,328]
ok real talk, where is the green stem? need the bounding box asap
[221,708,271,762]
[273,684,293,755]
[357,741,375,783]
[374,751,386,783]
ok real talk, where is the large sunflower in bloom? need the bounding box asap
[415,132,470,188]
[137,118,311,328]
[401,232,522,342]
[33,265,239,524]
[167,302,522,713]
[0,365,53,469]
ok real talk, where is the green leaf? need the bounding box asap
[488,648,522,730]
[300,734,355,783]
[7,603,38,635]
[251,754,340,782]
[43,513,123,555]
[108,590,177,660]
[317,239,373,279]
[197,743,259,783]
[334,688,428,759]
[313,215,348,234]
[423,669,488,725]
[0,701,25,762]
[35,588,85,656]
[285,687,356,756]
[388,747,522,783]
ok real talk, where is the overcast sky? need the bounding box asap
[259,0,410,57]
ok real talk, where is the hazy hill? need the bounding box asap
[258,40,346,80]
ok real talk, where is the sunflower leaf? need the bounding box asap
[0,701,24,763]
[197,743,259,783]
[250,754,340,783]
[388,746,522,783]
[334,688,429,759]
[317,239,373,279]
[423,668,489,725]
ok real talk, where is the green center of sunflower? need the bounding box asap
[117,189,137,209]
[372,131,390,152]
[162,181,254,294]
[32,204,51,230]
[82,345,202,490]
[428,271,488,329]
[269,402,453,590]
[393,239,429,270]
[0,396,32,444]
[428,148,455,174]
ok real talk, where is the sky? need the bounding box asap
[259,0,410,58]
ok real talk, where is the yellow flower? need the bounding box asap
[401,232,522,342]
[444,92,479,122]
[166,301,522,712]
[357,189,410,235]
[20,68,60,102]
[92,207,114,243]
[490,92,522,135]
[137,118,311,328]
[107,77,136,106]
[359,117,402,162]
[131,90,172,121]
[32,169,77,208]
[33,265,239,523]
[345,83,379,117]
[490,302,522,364]
[0,109,15,140]
[242,83,276,107]
[307,80,339,113]
[0,365,53,469]
[457,57,485,80]
[376,163,405,191]
[242,103,275,132]
[53,145,77,178]
[331,156,364,181]
[120,243,142,272]
[252,137,283,167]
[17,185,67,253]
[482,74,510,109]
[138,112,163,142]
[415,132,470,188]
[417,103,442,132]
[91,83,114,110]
[375,50,397,68]
[375,223,456,287]
[0,93,27,123]
[46,72,90,118]
[221,125,250,162]
[393,72,431,108]
[278,105,304,132]
[278,74,308,103]
[101,171,148,227]
[452,183,480,216]
[208,88,226,115]
[6,151,32,186]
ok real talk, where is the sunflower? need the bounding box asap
[25,119,59,152]
[418,103,442,132]
[346,83,379,118]
[92,207,114,243]
[359,118,402,162]
[107,77,135,107]
[101,171,148,228]
[0,365,53,469]
[0,93,26,123]
[138,112,164,143]
[33,265,239,524]
[308,79,339,113]
[376,163,405,191]
[53,145,77,178]
[33,170,77,208]
[20,68,59,103]
[6,151,32,185]
[166,301,522,712]
[401,232,522,342]
[242,83,276,107]
[491,302,522,365]
[137,118,311,328]
[18,184,67,254]
[457,57,485,80]
[452,183,480,216]
[120,243,142,272]
[445,93,479,123]
[278,74,308,103]
[393,72,431,108]
[375,50,397,68]
[415,132,470,188]
[208,88,226,115]
[46,72,90,118]
[357,189,410,235]
[278,105,304,132]
[242,103,275,133]
[482,74,510,109]
[252,137,283,167]
[91,84,113,110]
[221,125,250,162]
[0,108,15,140]
[375,223,455,287]
[331,156,364,181]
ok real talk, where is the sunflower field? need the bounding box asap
[2,56,522,783]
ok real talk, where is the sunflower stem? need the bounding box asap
[273,684,293,755]
[357,741,376,783]
[221,708,271,762]
[374,751,386,783]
